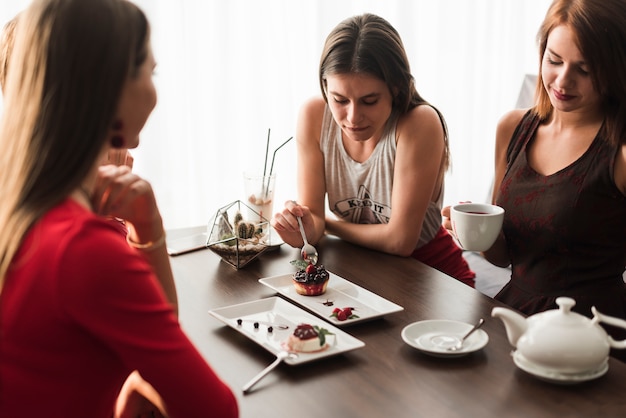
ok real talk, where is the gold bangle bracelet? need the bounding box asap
[126,231,166,251]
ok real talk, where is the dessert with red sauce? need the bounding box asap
[293,263,330,296]
[285,323,333,353]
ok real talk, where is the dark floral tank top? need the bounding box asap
[495,110,626,321]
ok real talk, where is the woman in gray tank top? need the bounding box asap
[271,13,475,286]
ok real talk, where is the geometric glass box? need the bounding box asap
[207,200,271,269]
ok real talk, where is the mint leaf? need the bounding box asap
[290,259,309,270]
[313,325,334,347]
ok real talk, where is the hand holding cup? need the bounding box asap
[450,203,504,252]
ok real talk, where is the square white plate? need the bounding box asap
[208,297,365,365]
[258,272,404,326]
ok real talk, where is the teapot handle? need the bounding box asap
[591,307,626,349]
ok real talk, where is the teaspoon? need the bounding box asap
[447,318,485,352]
[242,351,297,393]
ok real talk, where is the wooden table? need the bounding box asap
[168,227,626,418]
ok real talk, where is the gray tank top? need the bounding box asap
[320,106,442,249]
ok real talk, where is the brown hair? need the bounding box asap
[0,0,149,287]
[318,13,450,167]
[534,0,626,145]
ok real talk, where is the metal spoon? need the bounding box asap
[297,216,318,265]
[447,318,485,352]
[242,351,297,393]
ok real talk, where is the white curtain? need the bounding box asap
[0,0,551,230]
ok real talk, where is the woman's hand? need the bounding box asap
[271,200,314,247]
[91,164,178,314]
[92,165,161,236]
[441,205,453,236]
[441,201,471,240]
[106,148,134,168]
[115,371,168,418]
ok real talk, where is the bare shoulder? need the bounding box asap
[396,104,444,146]
[493,108,527,188]
[298,96,326,123]
[495,108,527,149]
[296,96,326,145]
[398,104,442,132]
[497,108,527,130]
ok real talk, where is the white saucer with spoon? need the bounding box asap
[401,319,489,358]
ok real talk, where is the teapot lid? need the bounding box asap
[535,297,589,327]
[556,297,575,312]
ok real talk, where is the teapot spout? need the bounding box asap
[492,306,527,348]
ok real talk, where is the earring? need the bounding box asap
[111,135,124,148]
[111,119,124,148]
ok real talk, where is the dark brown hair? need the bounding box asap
[318,13,450,166]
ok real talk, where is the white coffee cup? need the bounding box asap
[450,203,504,252]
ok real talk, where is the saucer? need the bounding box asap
[401,319,489,358]
[512,351,608,384]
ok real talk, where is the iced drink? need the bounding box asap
[243,172,275,224]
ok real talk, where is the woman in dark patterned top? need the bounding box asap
[444,0,626,350]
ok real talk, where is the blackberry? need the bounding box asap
[293,265,329,284]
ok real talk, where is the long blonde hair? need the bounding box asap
[0,0,148,289]
[0,14,18,92]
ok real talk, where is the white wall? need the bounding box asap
[0,0,551,229]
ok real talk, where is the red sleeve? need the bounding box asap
[58,220,238,418]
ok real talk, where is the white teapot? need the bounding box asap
[492,297,626,376]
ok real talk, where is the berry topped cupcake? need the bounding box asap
[293,263,330,296]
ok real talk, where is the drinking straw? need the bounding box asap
[268,136,293,178]
[263,136,293,199]
[263,128,271,178]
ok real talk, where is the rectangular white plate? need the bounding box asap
[208,297,364,365]
[258,272,404,326]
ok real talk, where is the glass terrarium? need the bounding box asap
[207,200,271,269]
